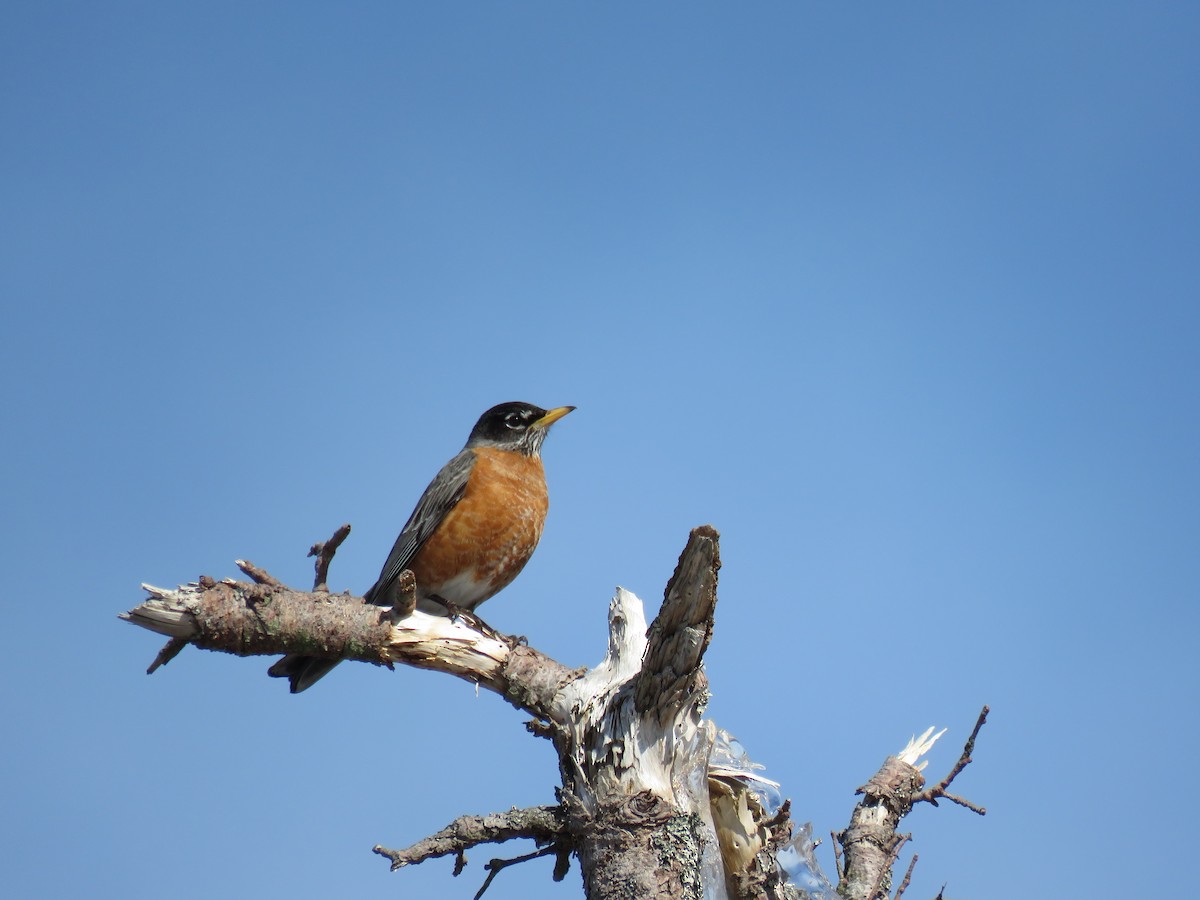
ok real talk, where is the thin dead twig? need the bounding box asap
[309,523,351,591]
[235,559,282,587]
[893,852,918,900]
[146,637,188,674]
[473,845,559,899]
[912,705,989,815]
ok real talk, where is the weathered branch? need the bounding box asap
[836,711,989,900]
[892,852,918,900]
[635,523,719,722]
[122,579,579,721]
[309,522,351,591]
[235,558,283,587]
[838,757,922,900]
[912,706,989,815]
[372,805,568,871]
[145,636,188,674]
[126,579,393,661]
[473,845,563,899]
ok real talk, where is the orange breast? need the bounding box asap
[409,447,549,610]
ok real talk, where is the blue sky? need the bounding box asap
[2,3,1197,898]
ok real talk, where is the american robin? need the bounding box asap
[268,401,574,693]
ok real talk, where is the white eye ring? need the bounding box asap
[504,412,525,429]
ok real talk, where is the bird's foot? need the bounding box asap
[433,596,490,631]
[431,595,467,622]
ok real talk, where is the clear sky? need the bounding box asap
[2,3,1197,898]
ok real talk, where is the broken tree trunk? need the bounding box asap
[123,526,811,899]
[124,525,984,899]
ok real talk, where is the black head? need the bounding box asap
[465,402,575,455]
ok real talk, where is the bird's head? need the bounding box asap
[465,402,575,455]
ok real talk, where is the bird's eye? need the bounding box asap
[503,411,526,429]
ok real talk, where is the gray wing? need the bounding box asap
[267,448,477,693]
[362,448,477,606]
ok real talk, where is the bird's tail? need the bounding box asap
[267,655,342,693]
[268,579,385,693]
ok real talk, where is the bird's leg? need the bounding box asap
[430,594,468,623]
[430,595,491,634]
[429,595,521,646]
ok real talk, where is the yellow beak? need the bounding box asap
[531,406,575,429]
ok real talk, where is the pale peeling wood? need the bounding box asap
[125,583,206,637]
[707,727,812,900]
[384,610,511,684]
[554,526,721,813]
[551,526,728,900]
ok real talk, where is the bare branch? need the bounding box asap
[837,709,990,900]
[912,705,989,815]
[122,580,394,663]
[372,805,568,872]
[121,577,580,721]
[386,568,417,622]
[837,755,927,899]
[893,853,918,900]
[473,845,559,900]
[308,522,351,591]
[146,637,188,674]
[234,559,282,586]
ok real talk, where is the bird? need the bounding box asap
[268,401,574,693]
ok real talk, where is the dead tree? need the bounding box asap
[122,524,986,900]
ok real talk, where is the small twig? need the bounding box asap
[525,719,556,740]
[146,637,188,674]
[935,790,986,815]
[473,845,557,900]
[453,850,467,877]
[832,829,844,880]
[762,797,791,832]
[309,523,351,591]
[913,705,989,815]
[933,883,946,900]
[235,559,282,587]
[893,853,918,900]
[387,569,418,622]
[867,833,909,900]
